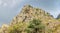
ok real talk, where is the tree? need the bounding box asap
[26,19,45,33]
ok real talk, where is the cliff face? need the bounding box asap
[10,5,53,25]
[10,5,60,33]
[0,5,60,33]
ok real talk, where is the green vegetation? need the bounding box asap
[8,22,28,33]
[26,19,45,33]
[0,5,60,33]
[8,19,47,33]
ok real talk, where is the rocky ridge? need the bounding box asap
[0,5,60,33]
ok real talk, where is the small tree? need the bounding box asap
[26,19,45,33]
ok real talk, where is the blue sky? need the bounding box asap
[0,0,60,26]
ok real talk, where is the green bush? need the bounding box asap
[8,19,46,33]
[26,19,45,33]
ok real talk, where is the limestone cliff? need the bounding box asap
[10,5,60,33]
[0,5,60,33]
[10,5,53,25]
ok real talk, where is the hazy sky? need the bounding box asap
[0,0,60,26]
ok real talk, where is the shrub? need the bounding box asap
[26,19,45,33]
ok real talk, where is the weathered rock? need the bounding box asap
[0,24,9,33]
[10,5,53,25]
[0,5,60,33]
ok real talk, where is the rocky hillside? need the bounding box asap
[0,5,60,33]
[10,5,53,25]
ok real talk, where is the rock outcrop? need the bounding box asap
[10,5,53,25]
[0,5,60,33]
[10,5,60,33]
[11,5,60,32]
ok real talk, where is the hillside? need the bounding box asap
[0,5,60,33]
[10,5,53,25]
[56,14,60,19]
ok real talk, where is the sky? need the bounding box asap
[0,0,60,26]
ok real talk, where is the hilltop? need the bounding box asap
[0,5,60,33]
